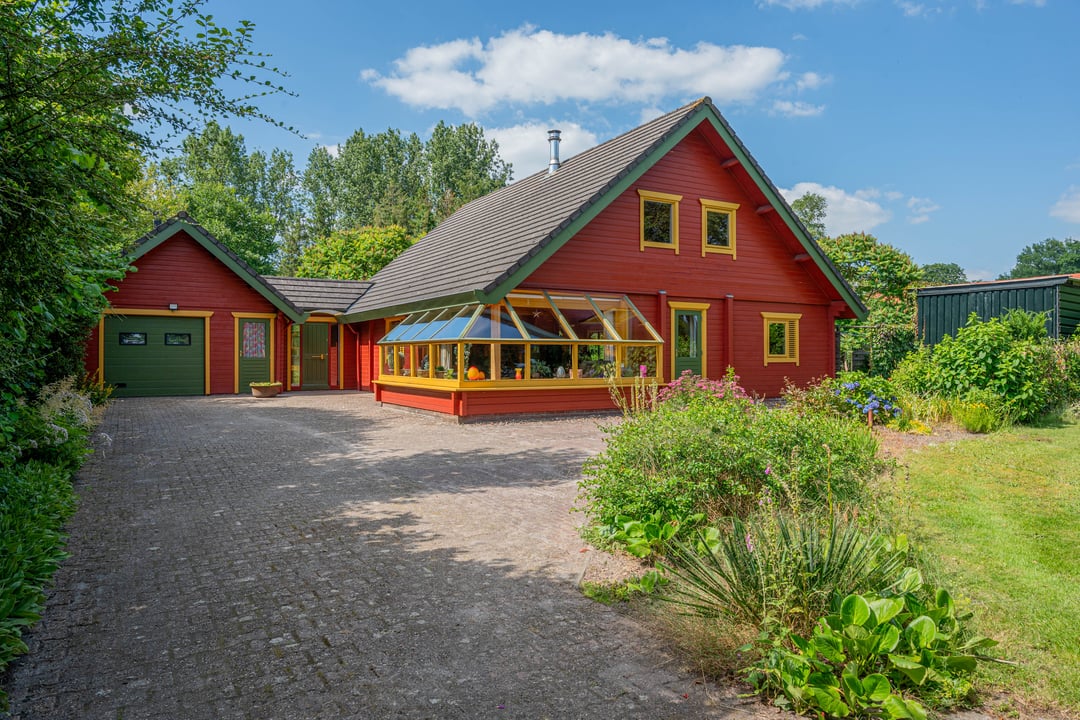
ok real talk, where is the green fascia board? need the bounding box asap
[130,220,306,323]
[697,113,867,319]
[479,102,867,320]
[342,290,485,323]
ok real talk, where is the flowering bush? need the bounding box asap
[832,372,902,425]
[655,368,750,407]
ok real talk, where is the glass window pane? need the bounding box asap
[463,343,491,380]
[432,305,482,340]
[395,345,413,376]
[706,210,730,247]
[550,295,614,341]
[398,310,440,341]
[381,345,395,375]
[241,321,265,357]
[677,314,700,358]
[465,304,524,340]
[291,325,301,386]
[119,332,147,346]
[576,344,615,378]
[507,294,570,339]
[530,345,572,379]
[643,200,672,244]
[410,307,458,341]
[380,313,420,343]
[435,344,458,379]
[769,322,787,356]
[416,345,431,377]
[622,346,658,377]
[495,344,526,381]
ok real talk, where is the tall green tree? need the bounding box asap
[791,191,828,242]
[302,123,512,241]
[819,233,923,376]
[297,226,413,280]
[141,121,301,273]
[921,262,968,286]
[0,0,290,402]
[1000,237,1080,279]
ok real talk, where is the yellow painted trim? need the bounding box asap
[231,313,277,393]
[303,315,339,323]
[103,308,213,318]
[100,308,214,394]
[669,301,711,380]
[761,312,802,366]
[638,189,682,254]
[700,199,739,259]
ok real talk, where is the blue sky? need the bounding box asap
[214,0,1078,280]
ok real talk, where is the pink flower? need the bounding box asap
[745,533,755,553]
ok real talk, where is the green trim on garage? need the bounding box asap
[104,315,205,397]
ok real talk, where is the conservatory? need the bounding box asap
[376,290,663,389]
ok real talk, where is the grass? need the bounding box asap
[883,414,1080,716]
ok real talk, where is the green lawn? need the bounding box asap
[889,416,1080,716]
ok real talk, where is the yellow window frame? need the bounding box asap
[638,189,682,254]
[700,199,739,258]
[762,312,801,366]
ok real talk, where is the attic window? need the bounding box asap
[638,190,682,254]
[700,199,739,258]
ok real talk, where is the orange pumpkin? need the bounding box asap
[467,366,482,381]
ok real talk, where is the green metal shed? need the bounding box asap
[917,274,1080,344]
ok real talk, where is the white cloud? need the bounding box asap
[782,182,892,234]
[485,122,600,179]
[321,144,340,158]
[364,28,796,117]
[1009,0,1046,6]
[758,0,858,8]
[796,71,828,92]
[1050,186,1080,223]
[967,268,996,281]
[771,100,826,117]
[906,196,941,224]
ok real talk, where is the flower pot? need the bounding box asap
[250,383,282,398]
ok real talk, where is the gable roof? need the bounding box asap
[344,97,865,322]
[264,276,373,313]
[129,213,306,323]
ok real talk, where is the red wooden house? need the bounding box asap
[342,98,865,417]
[88,98,863,415]
[84,214,369,397]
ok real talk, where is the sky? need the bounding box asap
[208,0,1079,280]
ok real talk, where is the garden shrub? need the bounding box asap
[578,373,882,529]
[0,377,102,709]
[893,311,1071,424]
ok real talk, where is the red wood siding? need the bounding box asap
[85,231,286,394]
[522,124,837,396]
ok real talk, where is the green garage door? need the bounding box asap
[104,315,205,397]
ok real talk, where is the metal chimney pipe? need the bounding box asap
[547,129,561,174]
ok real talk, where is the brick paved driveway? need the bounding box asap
[2,393,766,719]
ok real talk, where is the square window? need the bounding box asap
[638,189,682,253]
[165,333,191,346]
[643,201,673,244]
[119,332,147,346]
[762,312,801,365]
[700,199,739,257]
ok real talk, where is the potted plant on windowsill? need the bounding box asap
[250,381,283,398]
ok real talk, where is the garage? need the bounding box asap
[102,314,207,397]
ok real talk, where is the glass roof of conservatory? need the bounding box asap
[377,291,662,344]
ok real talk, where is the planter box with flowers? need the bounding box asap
[249,381,283,398]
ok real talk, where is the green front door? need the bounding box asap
[301,323,330,389]
[104,315,204,397]
[673,309,703,377]
[237,318,271,389]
